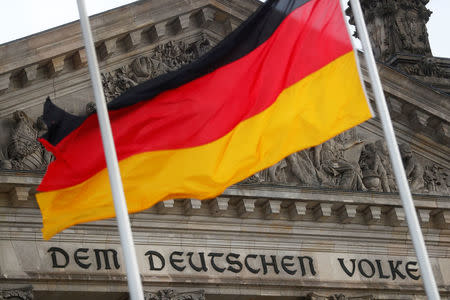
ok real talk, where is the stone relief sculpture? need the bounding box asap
[306,293,374,300]
[0,108,447,196]
[359,140,396,192]
[246,130,368,192]
[245,129,449,196]
[399,143,425,192]
[102,38,212,102]
[0,111,51,171]
[347,0,450,78]
[0,286,33,300]
[347,0,432,61]
[424,164,449,194]
[313,136,366,191]
[143,289,205,300]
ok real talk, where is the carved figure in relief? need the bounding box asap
[130,56,152,81]
[348,0,432,61]
[359,140,397,192]
[253,130,368,191]
[374,140,397,191]
[144,289,205,300]
[196,36,211,57]
[399,143,425,192]
[424,164,449,194]
[149,49,171,78]
[0,111,50,171]
[359,142,384,191]
[315,137,366,191]
[259,159,287,183]
[102,38,212,101]
[285,149,321,186]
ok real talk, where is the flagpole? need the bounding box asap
[348,0,440,298]
[76,1,144,299]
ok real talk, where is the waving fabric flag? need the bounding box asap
[37,0,372,239]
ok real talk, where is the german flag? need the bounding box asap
[37,0,372,239]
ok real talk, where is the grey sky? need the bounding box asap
[0,0,449,58]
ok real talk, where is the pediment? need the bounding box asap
[0,0,448,198]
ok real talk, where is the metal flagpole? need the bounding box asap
[76,1,145,299]
[348,0,440,298]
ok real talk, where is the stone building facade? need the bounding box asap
[0,0,449,299]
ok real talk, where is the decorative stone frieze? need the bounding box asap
[347,0,432,61]
[246,130,449,196]
[143,289,205,300]
[0,286,33,300]
[347,0,450,92]
[306,292,374,300]
[0,111,51,171]
[101,37,212,101]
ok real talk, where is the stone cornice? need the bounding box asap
[0,0,257,73]
[1,174,448,248]
[357,52,450,149]
[0,0,259,94]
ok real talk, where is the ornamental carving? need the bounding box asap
[144,289,205,300]
[101,37,212,102]
[347,0,432,61]
[0,111,52,171]
[306,292,374,300]
[246,130,450,196]
[245,129,366,192]
[396,56,447,78]
[0,286,33,300]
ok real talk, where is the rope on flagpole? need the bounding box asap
[348,0,440,298]
[76,1,144,299]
